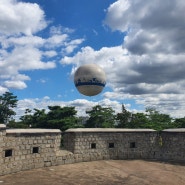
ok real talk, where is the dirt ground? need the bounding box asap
[0,160,185,185]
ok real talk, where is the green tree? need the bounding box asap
[116,104,132,128]
[85,105,115,128]
[0,92,18,124]
[46,106,81,131]
[129,112,148,128]
[13,106,82,131]
[7,120,30,128]
[116,106,175,130]
[173,117,185,128]
[19,109,33,127]
[10,108,47,128]
[30,109,47,128]
[145,107,172,130]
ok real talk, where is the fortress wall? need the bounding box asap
[0,125,6,167]
[63,128,185,163]
[0,126,185,176]
[0,126,61,175]
[63,128,158,161]
[159,129,185,161]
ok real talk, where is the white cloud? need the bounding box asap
[0,1,84,91]
[63,39,85,55]
[0,0,47,36]
[1,35,45,48]
[43,50,57,57]
[49,25,74,35]
[103,0,185,117]
[105,0,185,55]
[4,80,27,89]
[0,46,56,82]
[0,86,9,94]
[45,34,68,47]
[37,78,47,84]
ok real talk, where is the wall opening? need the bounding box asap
[32,147,39,154]
[109,143,114,148]
[91,143,96,149]
[130,142,136,148]
[5,149,13,157]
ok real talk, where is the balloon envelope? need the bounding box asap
[74,64,106,96]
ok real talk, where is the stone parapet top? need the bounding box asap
[65,128,156,133]
[0,124,6,130]
[162,128,185,132]
[6,128,61,134]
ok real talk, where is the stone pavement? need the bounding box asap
[0,160,185,185]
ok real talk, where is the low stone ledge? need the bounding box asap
[0,124,6,130]
[65,128,156,133]
[6,129,61,136]
[162,128,185,132]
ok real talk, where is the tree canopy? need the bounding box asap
[4,92,185,131]
[12,105,83,131]
[116,106,176,130]
[85,105,115,128]
[0,92,18,124]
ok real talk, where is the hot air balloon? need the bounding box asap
[74,63,106,96]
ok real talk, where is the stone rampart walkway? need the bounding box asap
[0,160,185,185]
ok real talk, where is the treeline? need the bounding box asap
[1,92,185,131]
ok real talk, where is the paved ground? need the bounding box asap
[0,160,185,185]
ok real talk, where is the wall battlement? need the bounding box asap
[0,125,185,175]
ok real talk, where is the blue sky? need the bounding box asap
[1,0,185,119]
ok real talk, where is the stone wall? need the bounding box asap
[159,129,185,161]
[0,125,185,176]
[0,125,61,175]
[63,128,185,162]
[63,128,158,160]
